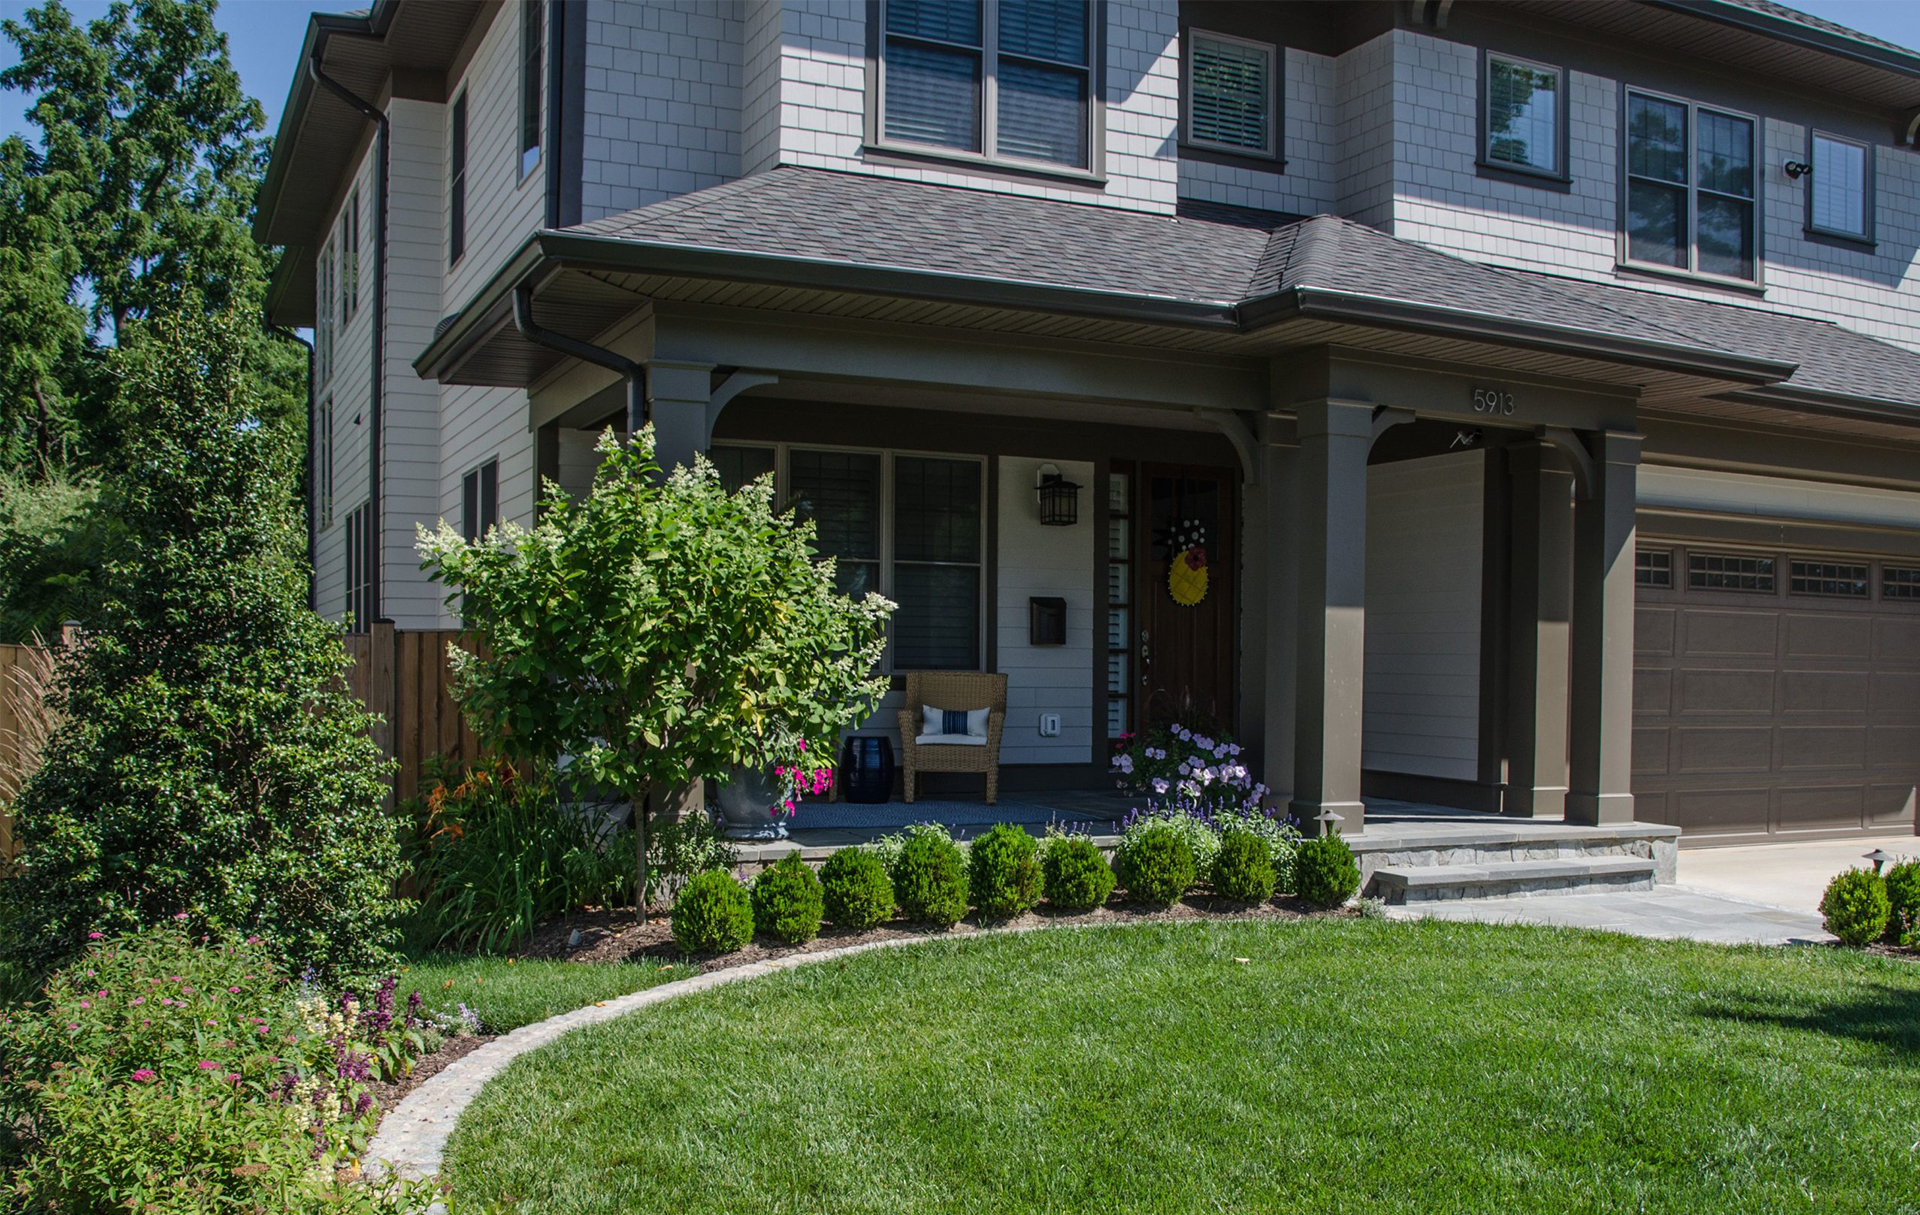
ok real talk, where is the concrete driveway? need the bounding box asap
[1679,833,1919,915]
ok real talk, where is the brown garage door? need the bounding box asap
[1633,543,1920,843]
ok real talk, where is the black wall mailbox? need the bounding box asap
[1030,596,1067,646]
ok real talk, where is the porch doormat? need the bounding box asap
[791,799,1108,833]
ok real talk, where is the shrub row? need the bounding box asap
[668,823,1364,955]
[1821,859,1920,947]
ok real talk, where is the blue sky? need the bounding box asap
[0,0,1916,149]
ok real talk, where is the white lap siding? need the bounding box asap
[1363,451,1485,782]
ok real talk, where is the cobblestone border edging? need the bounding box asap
[362,930,1035,1183]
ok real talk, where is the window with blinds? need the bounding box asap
[718,444,985,671]
[879,0,1094,171]
[1484,53,1562,176]
[1809,132,1870,241]
[1186,30,1274,156]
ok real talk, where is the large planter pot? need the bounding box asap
[715,765,789,840]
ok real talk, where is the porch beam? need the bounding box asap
[1290,399,1374,836]
[1566,430,1642,826]
[1504,442,1574,818]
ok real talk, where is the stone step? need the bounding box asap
[1369,856,1658,905]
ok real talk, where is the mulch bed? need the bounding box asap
[367,1030,498,1116]
[523,895,1352,973]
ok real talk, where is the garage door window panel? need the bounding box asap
[1789,560,1868,598]
[1688,552,1775,593]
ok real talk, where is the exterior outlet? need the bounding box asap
[1039,713,1062,738]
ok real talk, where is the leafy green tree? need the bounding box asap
[1,302,402,981]
[420,430,893,923]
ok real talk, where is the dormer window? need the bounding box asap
[1624,91,1757,284]
[1808,131,1872,243]
[875,0,1098,174]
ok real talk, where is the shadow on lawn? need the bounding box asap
[1694,981,1920,1057]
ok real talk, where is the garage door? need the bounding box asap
[1633,543,1920,843]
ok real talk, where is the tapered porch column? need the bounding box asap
[1291,399,1373,836]
[643,361,714,472]
[1504,443,1574,818]
[1565,430,1641,826]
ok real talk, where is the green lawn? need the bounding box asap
[446,920,1920,1214]
[398,953,677,1034]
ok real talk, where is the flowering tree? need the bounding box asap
[419,428,892,921]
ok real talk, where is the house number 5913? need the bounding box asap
[1472,387,1516,416]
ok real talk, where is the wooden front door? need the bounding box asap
[1138,466,1237,731]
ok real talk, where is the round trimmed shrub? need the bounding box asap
[1211,829,1277,903]
[820,847,894,930]
[894,832,969,928]
[968,823,1043,920]
[1041,836,1115,911]
[751,854,824,945]
[1114,825,1195,907]
[1884,859,1920,948]
[1295,835,1361,908]
[1820,867,1890,947]
[671,870,754,954]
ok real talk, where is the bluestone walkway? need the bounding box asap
[1385,885,1831,945]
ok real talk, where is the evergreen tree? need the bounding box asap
[2,303,401,982]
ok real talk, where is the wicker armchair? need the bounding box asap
[897,672,1008,805]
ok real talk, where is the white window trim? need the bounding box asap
[1481,50,1566,180]
[1620,87,1763,288]
[1806,129,1874,244]
[1183,28,1278,160]
[869,0,1104,182]
[716,440,989,674]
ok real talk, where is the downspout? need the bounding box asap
[270,323,317,608]
[510,285,648,435]
[308,49,388,625]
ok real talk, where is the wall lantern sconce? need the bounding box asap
[1036,463,1081,527]
[1783,160,1812,180]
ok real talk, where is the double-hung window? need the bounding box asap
[1185,30,1277,158]
[520,1,543,178]
[343,187,359,321]
[1624,91,1757,283]
[1808,131,1872,242]
[344,501,374,631]
[1483,52,1564,178]
[729,444,985,671]
[877,0,1096,173]
[316,238,335,386]
[461,459,499,543]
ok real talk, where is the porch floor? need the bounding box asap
[735,794,1680,866]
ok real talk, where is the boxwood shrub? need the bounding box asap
[751,854,824,945]
[892,831,970,928]
[820,847,894,930]
[1114,822,1196,907]
[671,870,754,954]
[968,823,1043,920]
[1211,829,1277,903]
[1820,867,1891,947]
[1884,859,1920,948]
[1295,835,1361,908]
[1041,835,1115,911]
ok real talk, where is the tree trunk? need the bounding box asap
[632,784,651,926]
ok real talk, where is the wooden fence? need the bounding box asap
[0,626,484,854]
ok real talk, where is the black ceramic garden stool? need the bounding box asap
[840,735,895,804]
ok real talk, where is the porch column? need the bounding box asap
[1291,399,1373,836]
[1244,421,1299,806]
[643,361,713,472]
[1504,442,1573,817]
[1565,430,1641,825]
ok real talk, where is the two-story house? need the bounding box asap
[257,0,1920,846]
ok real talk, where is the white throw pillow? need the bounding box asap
[920,704,988,740]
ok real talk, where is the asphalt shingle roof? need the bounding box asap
[563,166,1920,411]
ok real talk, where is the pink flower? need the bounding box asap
[77,1001,89,1009]
[65,1024,78,1032]
[224,1073,241,1085]
[244,936,260,945]
[173,912,188,921]
[196,1060,219,1070]
[131,1069,157,1083]
[227,986,240,994]
[797,738,807,752]
[131,997,145,1006]
[86,931,104,940]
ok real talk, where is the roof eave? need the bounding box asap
[1724,383,1920,427]
[413,230,1242,381]
[1644,0,1920,83]
[1238,284,1799,386]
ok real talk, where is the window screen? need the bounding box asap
[1187,32,1273,155]
[892,455,981,670]
[1485,54,1559,174]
